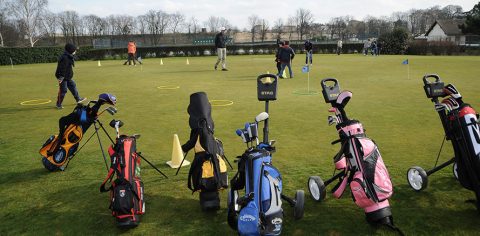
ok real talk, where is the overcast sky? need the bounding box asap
[48,0,476,29]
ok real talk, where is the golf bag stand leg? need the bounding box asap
[94,121,110,171]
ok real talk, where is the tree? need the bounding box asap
[378,27,409,54]
[40,10,58,45]
[461,2,480,35]
[259,19,269,42]
[247,14,260,43]
[295,8,314,41]
[0,0,7,47]
[169,12,185,44]
[272,18,284,40]
[187,16,199,35]
[6,0,48,47]
[58,11,81,45]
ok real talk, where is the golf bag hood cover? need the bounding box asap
[188,92,214,131]
[98,93,117,105]
[335,91,352,108]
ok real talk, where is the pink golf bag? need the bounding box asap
[308,78,400,232]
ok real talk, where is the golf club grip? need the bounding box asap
[422,74,441,85]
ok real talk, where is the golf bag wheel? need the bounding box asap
[227,190,239,230]
[407,166,428,191]
[308,176,326,202]
[293,190,305,220]
[453,162,459,180]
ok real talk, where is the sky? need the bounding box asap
[48,0,477,29]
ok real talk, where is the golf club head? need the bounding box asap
[109,119,124,128]
[236,129,247,143]
[269,140,276,146]
[132,134,141,139]
[98,93,117,106]
[255,112,269,123]
[106,107,117,115]
[328,115,337,126]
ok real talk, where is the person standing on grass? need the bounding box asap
[275,40,284,74]
[55,43,86,109]
[214,27,228,71]
[304,40,313,65]
[277,40,295,79]
[336,39,343,55]
[123,40,138,66]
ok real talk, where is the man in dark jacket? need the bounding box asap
[304,40,313,65]
[277,41,295,78]
[55,43,85,109]
[275,40,284,74]
[214,27,228,71]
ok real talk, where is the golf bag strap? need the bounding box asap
[100,168,116,192]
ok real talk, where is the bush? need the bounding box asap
[0,46,94,65]
[378,28,410,54]
[407,41,462,55]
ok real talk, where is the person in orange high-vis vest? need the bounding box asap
[123,41,137,66]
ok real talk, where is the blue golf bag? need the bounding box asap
[227,74,304,235]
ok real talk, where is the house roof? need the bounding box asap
[425,19,466,36]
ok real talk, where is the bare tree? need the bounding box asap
[247,14,260,43]
[295,8,314,41]
[58,11,82,44]
[6,0,48,47]
[40,10,58,45]
[205,16,230,33]
[272,18,284,40]
[259,19,269,42]
[0,0,7,47]
[83,14,104,37]
[169,12,185,44]
[187,16,200,37]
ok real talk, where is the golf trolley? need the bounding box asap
[39,93,118,171]
[307,78,399,230]
[407,74,480,211]
[227,74,304,235]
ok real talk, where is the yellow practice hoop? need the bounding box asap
[157,86,180,90]
[20,99,52,106]
[210,100,234,107]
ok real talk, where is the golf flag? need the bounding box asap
[302,65,310,73]
[402,59,409,65]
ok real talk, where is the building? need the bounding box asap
[425,19,466,45]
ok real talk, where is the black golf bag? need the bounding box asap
[182,92,228,211]
[39,93,117,171]
[100,135,145,228]
[407,74,480,211]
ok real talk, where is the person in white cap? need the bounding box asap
[214,27,228,71]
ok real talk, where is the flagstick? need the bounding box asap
[407,63,410,80]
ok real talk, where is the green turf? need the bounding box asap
[1,54,480,235]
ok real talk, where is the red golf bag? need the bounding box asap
[100,135,145,228]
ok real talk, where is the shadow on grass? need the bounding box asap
[0,105,75,115]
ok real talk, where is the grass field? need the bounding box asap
[1,54,480,235]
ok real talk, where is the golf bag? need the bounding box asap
[407,74,480,211]
[182,92,228,211]
[100,135,145,228]
[308,78,398,231]
[39,93,116,171]
[228,74,304,236]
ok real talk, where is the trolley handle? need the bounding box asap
[321,78,339,90]
[422,74,441,85]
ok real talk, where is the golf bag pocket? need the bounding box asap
[200,159,218,191]
[238,201,260,235]
[350,173,374,209]
[358,139,393,201]
[332,176,348,199]
[112,180,135,215]
[263,209,283,236]
[133,178,145,215]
